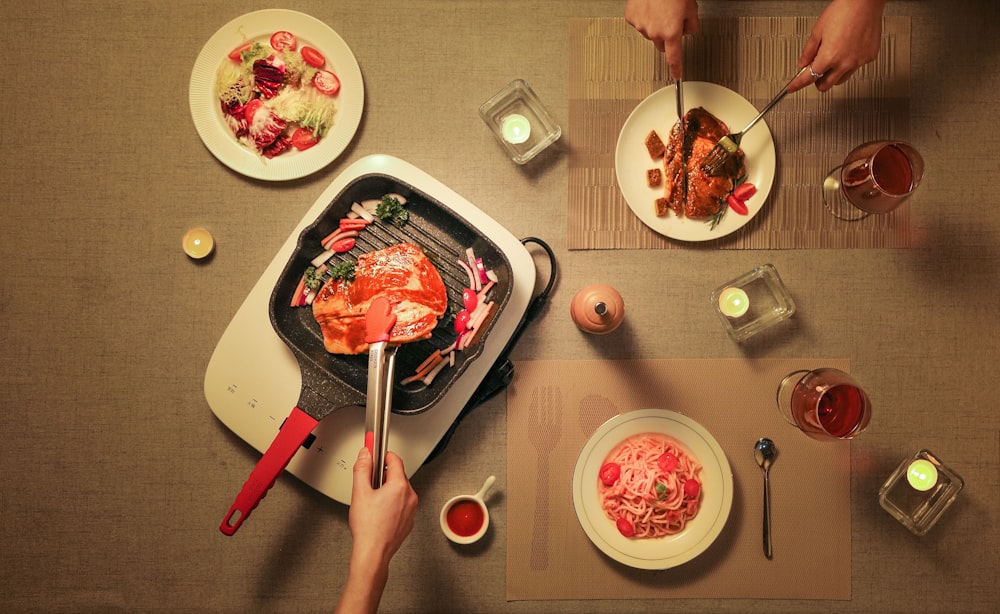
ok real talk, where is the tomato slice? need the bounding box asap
[300,46,326,68]
[290,127,318,151]
[244,98,264,124]
[228,42,253,62]
[313,70,341,95]
[683,478,702,499]
[270,30,297,51]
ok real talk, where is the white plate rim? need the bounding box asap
[614,82,776,241]
[188,9,364,181]
[572,408,734,570]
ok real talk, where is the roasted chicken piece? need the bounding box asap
[658,107,746,219]
[312,243,448,354]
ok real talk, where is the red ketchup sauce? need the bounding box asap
[446,500,485,537]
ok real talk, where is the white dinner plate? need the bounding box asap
[188,9,364,181]
[572,409,734,570]
[615,82,776,241]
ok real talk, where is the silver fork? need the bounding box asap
[701,66,810,175]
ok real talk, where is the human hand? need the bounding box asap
[348,447,419,566]
[788,0,887,93]
[625,0,700,80]
[335,448,418,614]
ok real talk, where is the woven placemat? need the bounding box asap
[567,17,912,250]
[506,358,852,601]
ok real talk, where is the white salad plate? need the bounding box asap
[572,408,734,570]
[615,82,776,241]
[189,9,364,181]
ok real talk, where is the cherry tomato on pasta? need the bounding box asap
[616,516,635,537]
[657,452,678,473]
[599,462,621,486]
[683,478,701,499]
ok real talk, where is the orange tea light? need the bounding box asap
[182,227,215,259]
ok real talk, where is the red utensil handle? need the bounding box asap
[219,407,318,536]
[365,296,396,344]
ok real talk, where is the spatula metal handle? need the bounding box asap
[365,296,398,489]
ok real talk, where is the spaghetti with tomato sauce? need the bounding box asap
[598,433,703,538]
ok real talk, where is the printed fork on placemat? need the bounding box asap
[526,386,562,571]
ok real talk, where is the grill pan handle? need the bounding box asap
[219,407,318,536]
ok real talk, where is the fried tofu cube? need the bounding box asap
[645,130,665,159]
[647,168,662,187]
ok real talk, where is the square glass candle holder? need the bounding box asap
[878,449,964,536]
[479,79,561,164]
[710,264,796,342]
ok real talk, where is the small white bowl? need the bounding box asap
[440,475,495,544]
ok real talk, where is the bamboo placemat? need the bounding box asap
[506,358,852,601]
[567,17,912,250]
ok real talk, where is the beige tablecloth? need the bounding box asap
[567,17,914,249]
[507,358,852,601]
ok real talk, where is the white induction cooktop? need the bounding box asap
[205,155,536,504]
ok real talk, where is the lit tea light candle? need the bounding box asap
[718,287,750,318]
[906,459,938,491]
[182,227,215,259]
[501,113,531,144]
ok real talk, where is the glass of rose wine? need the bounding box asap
[776,368,872,441]
[821,140,924,220]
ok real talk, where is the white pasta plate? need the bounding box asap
[188,9,364,181]
[572,408,734,570]
[614,82,776,241]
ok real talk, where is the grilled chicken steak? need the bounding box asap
[312,243,448,354]
[657,107,746,219]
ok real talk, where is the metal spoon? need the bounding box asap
[754,437,777,560]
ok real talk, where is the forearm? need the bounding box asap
[334,550,391,614]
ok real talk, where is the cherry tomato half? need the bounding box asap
[616,516,635,538]
[330,237,355,253]
[683,478,702,499]
[657,452,678,474]
[313,70,341,95]
[244,98,264,124]
[454,310,471,333]
[270,30,297,51]
[462,287,478,312]
[300,46,326,68]
[291,127,318,151]
[228,42,253,62]
[733,182,757,201]
[727,194,749,216]
[599,462,621,486]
